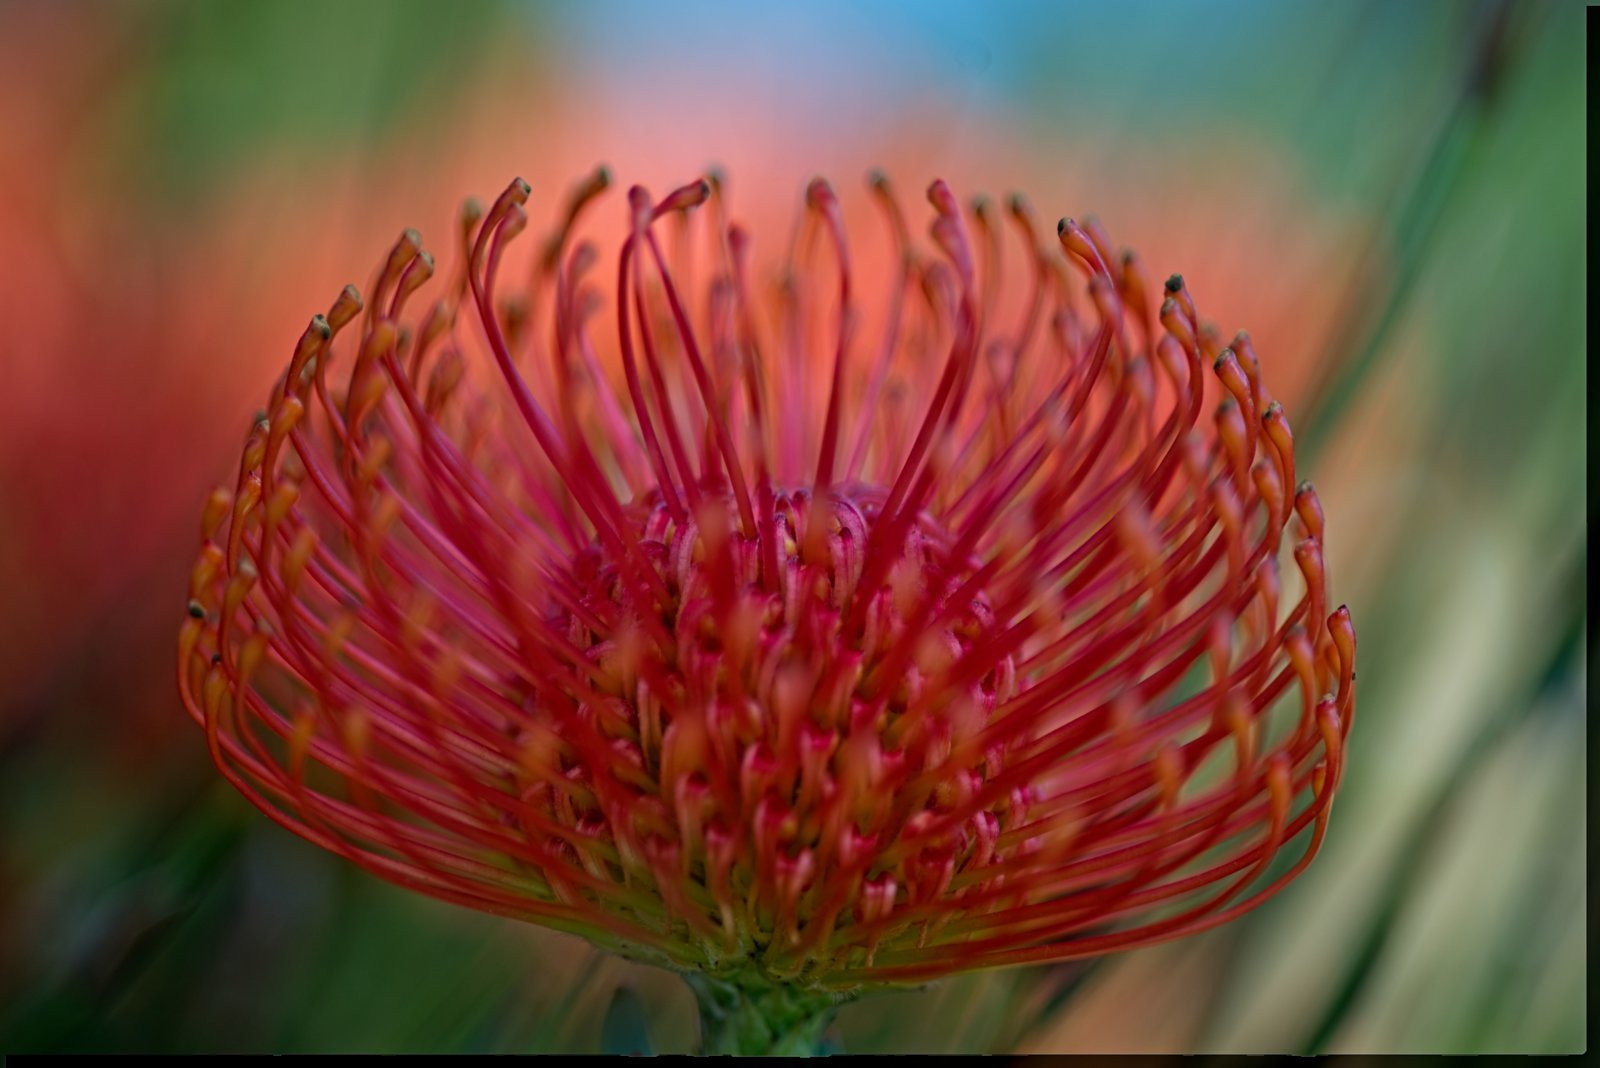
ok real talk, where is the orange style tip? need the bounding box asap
[657,178,711,215]
[187,599,206,620]
[591,163,613,189]
[460,196,485,225]
[1055,216,1071,236]
[329,284,363,328]
[1296,480,1315,497]
[1120,248,1138,265]
[1233,329,1252,345]
[399,227,422,251]
[1159,296,1177,317]
[308,314,332,341]
[1213,348,1235,372]
[510,176,532,200]
[970,193,993,215]
[1164,273,1185,294]
[866,167,890,190]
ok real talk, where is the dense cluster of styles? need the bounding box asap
[179,169,1354,992]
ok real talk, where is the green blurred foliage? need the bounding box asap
[0,0,1584,1055]
[1004,0,1464,208]
[1196,3,1585,1054]
[82,0,509,213]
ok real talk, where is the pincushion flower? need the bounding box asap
[178,169,1355,1054]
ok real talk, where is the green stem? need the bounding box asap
[684,973,847,1056]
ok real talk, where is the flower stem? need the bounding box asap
[684,972,846,1056]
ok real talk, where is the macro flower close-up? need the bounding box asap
[1,0,1583,1057]
[177,166,1354,1050]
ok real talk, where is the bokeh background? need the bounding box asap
[0,0,1585,1054]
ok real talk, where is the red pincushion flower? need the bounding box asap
[179,169,1354,1004]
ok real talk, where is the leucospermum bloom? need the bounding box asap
[179,169,1355,1052]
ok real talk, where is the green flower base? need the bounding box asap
[684,972,851,1056]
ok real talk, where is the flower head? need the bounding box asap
[179,169,1354,992]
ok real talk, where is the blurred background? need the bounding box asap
[0,0,1584,1054]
